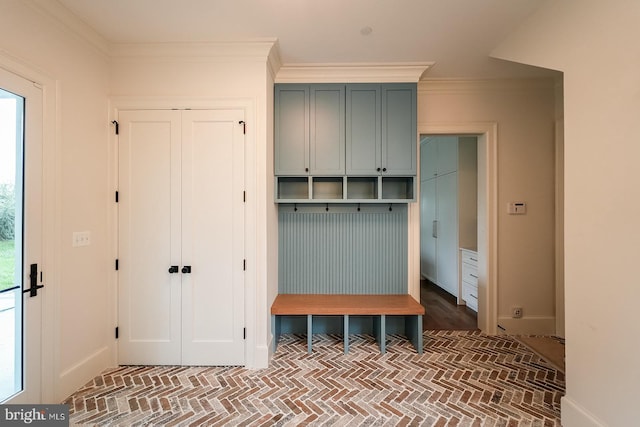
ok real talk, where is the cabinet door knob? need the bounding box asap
[168,265,179,273]
[182,266,192,274]
[305,167,309,172]
[376,167,381,172]
[382,167,387,172]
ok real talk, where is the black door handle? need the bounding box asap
[168,265,179,273]
[182,266,191,274]
[23,263,44,298]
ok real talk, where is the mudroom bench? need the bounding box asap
[271,294,425,354]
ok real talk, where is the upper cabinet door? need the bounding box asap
[310,84,345,175]
[382,84,417,175]
[436,136,459,176]
[346,84,381,175]
[275,85,310,175]
[420,137,438,180]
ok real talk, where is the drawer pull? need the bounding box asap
[470,274,478,278]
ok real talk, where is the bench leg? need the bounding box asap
[272,315,281,353]
[344,315,349,354]
[373,315,386,354]
[307,314,313,354]
[405,315,423,354]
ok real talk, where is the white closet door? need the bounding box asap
[436,172,458,296]
[118,110,182,364]
[181,110,245,365]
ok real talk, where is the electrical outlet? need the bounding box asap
[512,306,523,318]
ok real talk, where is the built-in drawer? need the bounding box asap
[461,249,478,266]
[462,282,478,312]
[461,262,478,286]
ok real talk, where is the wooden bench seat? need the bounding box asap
[271,294,425,354]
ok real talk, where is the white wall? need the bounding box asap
[0,0,111,401]
[417,79,557,334]
[493,1,640,425]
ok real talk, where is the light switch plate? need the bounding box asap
[72,231,91,247]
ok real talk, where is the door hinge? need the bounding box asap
[243,328,246,340]
[238,120,246,134]
[111,120,119,135]
[115,191,119,203]
[243,259,246,271]
[115,327,119,339]
[115,259,119,271]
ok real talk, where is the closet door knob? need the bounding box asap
[182,266,192,274]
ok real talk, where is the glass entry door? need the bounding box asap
[0,67,43,404]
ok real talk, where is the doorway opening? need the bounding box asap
[419,134,479,330]
[414,124,497,334]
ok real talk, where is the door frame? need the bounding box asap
[411,122,498,334]
[0,53,58,401]
[109,96,257,366]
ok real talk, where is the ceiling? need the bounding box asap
[55,0,557,79]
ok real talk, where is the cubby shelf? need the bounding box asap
[275,176,415,203]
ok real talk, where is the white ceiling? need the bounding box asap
[55,0,557,79]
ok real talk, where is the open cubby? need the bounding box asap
[276,176,415,202]
[312,177,343,199]
[277,177,309,200]
[382,177,414,200]
[347,177,378,199]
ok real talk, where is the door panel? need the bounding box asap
[118,109,245,366]
[274,85,309,175]
[1,68,43,403]
[118,110,181,365]
[181,110,245,365]
[420,179,437,282]
[346,85,381,175]
[437,137,458,176]
[436,172,458,296]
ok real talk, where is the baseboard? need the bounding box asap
[56,346,111,402]
[497,315,556,335]
[561,396,606,427]
[251,342,270,369]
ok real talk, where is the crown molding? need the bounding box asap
[419,77,555,93]
[266,41,283,80]
[109,40,278,61]
[26,0,110,56]
[275,62,433,83]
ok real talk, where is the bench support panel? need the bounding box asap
[272,313,423,355]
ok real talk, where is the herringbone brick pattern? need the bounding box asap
[64,331,564,426]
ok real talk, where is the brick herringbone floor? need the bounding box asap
[64,331,564,426]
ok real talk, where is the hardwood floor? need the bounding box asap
[420,278,478,330]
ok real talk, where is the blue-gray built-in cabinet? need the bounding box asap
[275,82,417,303]
[275,83,416,203]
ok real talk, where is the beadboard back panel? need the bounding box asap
[278,204,407,294]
